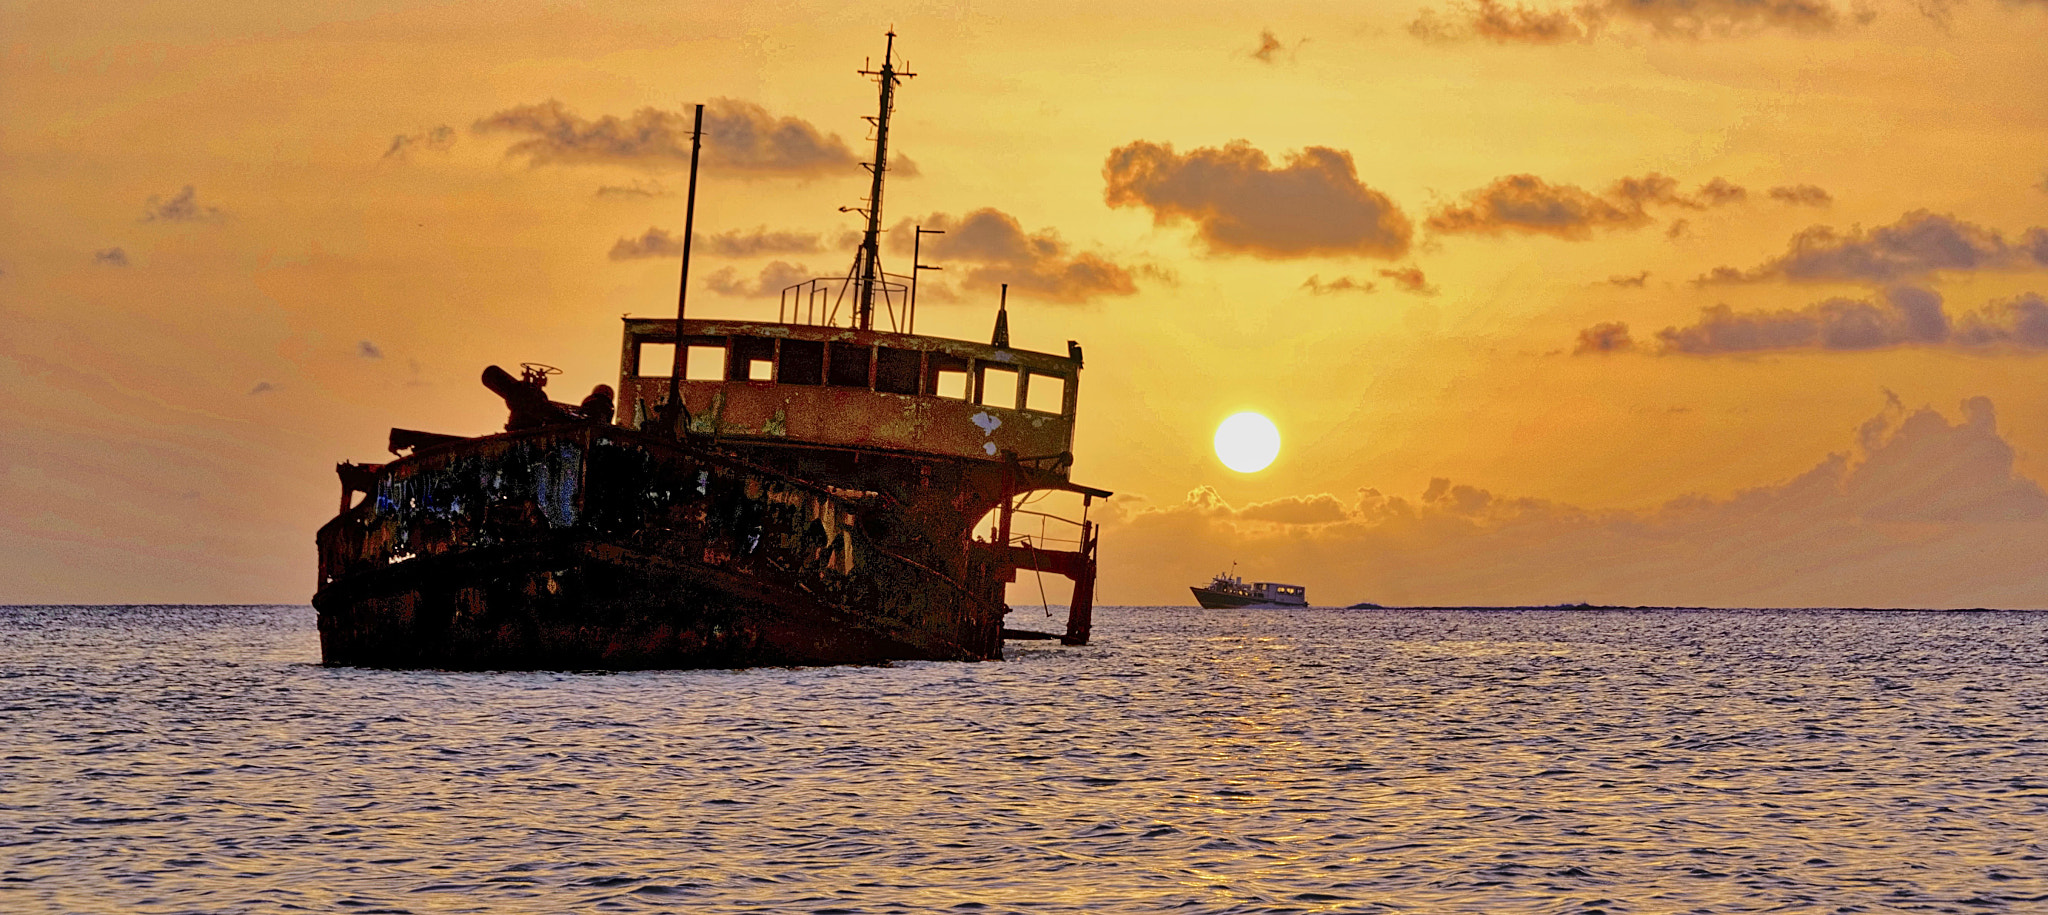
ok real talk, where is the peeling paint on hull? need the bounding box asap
[316,425,1007,670]
[316,541,984,669]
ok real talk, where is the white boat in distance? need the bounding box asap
[1189,568,1307,609]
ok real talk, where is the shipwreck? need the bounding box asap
[314,33,1108,669]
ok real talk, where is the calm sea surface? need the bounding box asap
[2,605,2045,914]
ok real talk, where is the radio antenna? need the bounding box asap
[850,30,913,330]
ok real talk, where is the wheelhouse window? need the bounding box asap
[977,365,1018,409]
[1024,371,1067,415]
[875,347,922,395]
[683,340,725,381]
[828,342,871,388]
[634,342,675,378]
[684,348,724,380]
[779,339,824,385]
[928,353,969,400]
[729,336,775,383]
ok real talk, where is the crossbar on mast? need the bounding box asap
[852,30,913,330]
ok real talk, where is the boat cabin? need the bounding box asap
[1250,582,1308,604]
[617,317,1084,476]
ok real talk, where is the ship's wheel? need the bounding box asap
[519,362,562,387]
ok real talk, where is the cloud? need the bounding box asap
[1953,292,2048,346]
[1697,210,2048,284]
[1180,486,1353,525]
[1610,173,1712,209]
[1612,0,1857,37]
[1103,140,1412,259]
[383,125,455,159]
[698,227,827,258]
[141,186,222,223]
[475,98,868,177]
[1102,396,2048,608]
[608,227,682,260]
[1609,270,1650,287]
[1838,395,2047,523]
[887,208,1140,303]
[608,226,825,261]
[596,179,668,197]
[1632,287,2048,354]
[1301,269,1436,296]
[1410,0,1593,42]
[1768,184,1833,206]
[706,261,815,298]
[91,248,128,267]
[1428,175,1643,238]
[1666,218,1691,240]
[249,381,276,395]
[1574,321,1636,354]
[1378,265,1439,295]
[1408,0,1856,44]
[1236,492,1354,525]
[1302,275,1375,295]
[1695,177,1748,206]
[1426,173,1744,239]
[357,340,384,359]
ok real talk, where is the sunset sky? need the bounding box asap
[5,0,2046,607]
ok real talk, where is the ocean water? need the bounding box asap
[2,605,2045,914]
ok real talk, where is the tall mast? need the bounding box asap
[853,31,913,330]
[664,103,705,436]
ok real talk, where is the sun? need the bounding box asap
[1214,412,1281,473]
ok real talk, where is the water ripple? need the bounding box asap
[2,605,2045,913]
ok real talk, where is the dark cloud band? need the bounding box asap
[1427,173,1744,240]
[1103,140,1412,259]
[1697,210,2048,284]
[888,208,1140,304]
[706,261,815,298]
[475,98,872,178]
[1580,287,2048,355]
[609,227,827,261]
[1410,0,1857,44]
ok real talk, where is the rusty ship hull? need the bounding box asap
[313,424,1049,669]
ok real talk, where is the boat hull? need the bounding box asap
[316,540,965,669]
[1189,587,1307,610]
[315,425,1006,670]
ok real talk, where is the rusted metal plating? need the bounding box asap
[318,425,1019,668]
[613,315,1107,645]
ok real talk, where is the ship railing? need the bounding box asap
[982,497,1100,647]
[1001,507,1088,550]
[977,495,1094,551]
[779,272,914,331]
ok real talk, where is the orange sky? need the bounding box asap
[4,0,2046,606]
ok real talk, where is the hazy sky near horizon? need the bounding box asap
[4,0,2046,606]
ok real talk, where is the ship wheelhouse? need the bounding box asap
[616,318,1083,470]
[616,315,1107,645]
